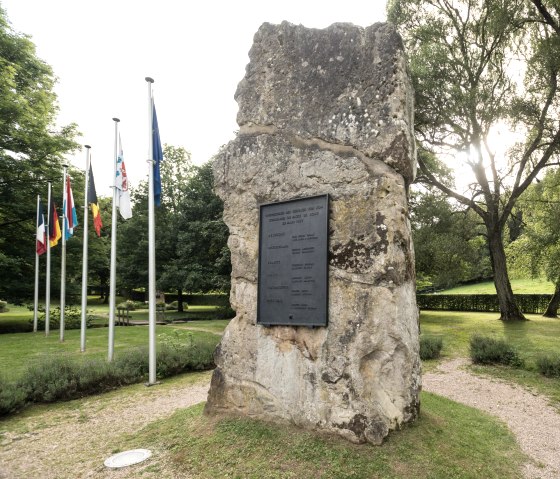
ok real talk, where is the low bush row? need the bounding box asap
[469,335,524,367]
[420,333,560,381]
[0,335,215,416]
[469,334,560,379]
[417,294,551,314]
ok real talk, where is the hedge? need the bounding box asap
[417,294,551,314]
[128,290,229,307]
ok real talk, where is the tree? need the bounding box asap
[172,161,231,294]
[388,0,560,320]
[117,146,230,311]
[411,189,491,290]
[0,6,79,302]
[507,168,560,317]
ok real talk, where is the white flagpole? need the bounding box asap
[45,181,52,336]
[108,118,120,362]
[146,77,157,385]
[80,146,91,352]
[60,165,68,342]
[33,194,41,332]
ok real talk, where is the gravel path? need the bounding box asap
[0,373,211,479]
[423,358,560,479]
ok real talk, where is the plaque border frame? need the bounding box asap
[257,194,329,328]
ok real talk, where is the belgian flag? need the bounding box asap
[49,200,62,247]
[88,164,103,236]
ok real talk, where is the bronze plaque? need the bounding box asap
[257,195,328,327]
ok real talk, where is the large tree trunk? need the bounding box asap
[177,288,184,313]
[543,282,560,318]
[488,229,527,321]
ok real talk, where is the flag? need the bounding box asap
[36,199,47,255]
[152,101,163,207]
[64,175,79,240]
[49,200,62,247]
[116,134,132,219]
[88,163,103,236]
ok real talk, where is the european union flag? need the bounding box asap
[152,102,163,207]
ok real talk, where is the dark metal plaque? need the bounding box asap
[257,195,328,327]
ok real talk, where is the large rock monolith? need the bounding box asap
[205,21,420,445]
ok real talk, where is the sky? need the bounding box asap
[2,0,388,197]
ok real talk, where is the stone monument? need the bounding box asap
[205,21,420,445]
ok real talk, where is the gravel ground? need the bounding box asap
[423,358,560,479]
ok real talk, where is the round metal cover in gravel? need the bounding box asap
[104,449,152,468]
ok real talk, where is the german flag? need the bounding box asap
[49,200,62,247]
[88,164,103,236]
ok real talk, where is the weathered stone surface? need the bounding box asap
[205,21,420,445]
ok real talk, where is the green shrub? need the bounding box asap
[165,301,179,311]
[21,356,79,402]
[420,336,443,360]
[0,376,26,415]
[0,300,8,313]
[0,319,33,334]
[2,335,216,416]
[113,348,149,383]
[215,305,236,319]
[32,306,93,331]
[117,300,136,310]
[469,335,524,368]
[156,331,215,378]
[536,354,560,378]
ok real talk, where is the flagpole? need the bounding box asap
[108,118,120,362]
[45,182,52,336]
[33,194,41,332]
[146,77,157,385]
[80,146,91,352]
[60,165,68,342]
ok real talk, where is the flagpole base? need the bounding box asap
[145,381,161,388]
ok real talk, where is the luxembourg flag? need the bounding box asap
[64,175,78,240]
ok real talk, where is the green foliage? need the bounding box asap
[536,354,560,378]
[33,306,93,331]
[418,294,551,313]
[0,300,7,312]
[389,0,560,320]
[117,300,137,310]
[470,335,524,368]
[411,191,490,289]
[420,336,443,360]
[118,156,231,297]
[165,301,179,311]
[0,374,26,415]
[1,336,216,415]
[215,305,236,319]
[0,7,79,303]
[507,168,560,315]
[0,319,32,334]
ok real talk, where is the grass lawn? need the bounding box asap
[117,393,525,479]
[0,322,229,381]
[0,298,227,332]
[441,278,554,294]
[420,310,560,406]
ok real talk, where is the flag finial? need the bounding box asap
[145,77,154,83]
[112,117,120,122]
